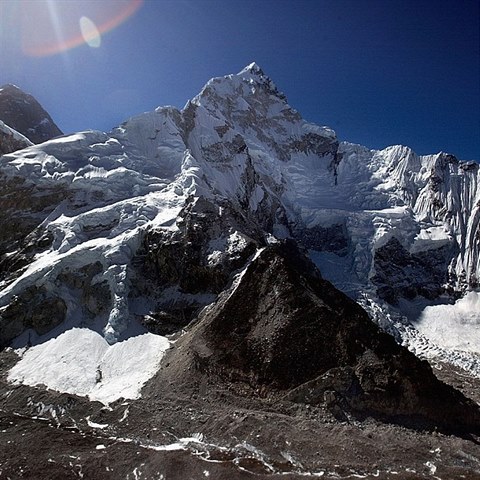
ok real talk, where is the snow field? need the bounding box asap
[413,292,480,354]
[8,328,170,404]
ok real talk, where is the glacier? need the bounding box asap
[1,62,479,401]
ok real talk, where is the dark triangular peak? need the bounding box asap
[0,84,62,144]
[163,240,480,434]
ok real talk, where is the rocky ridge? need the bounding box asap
[157,240,480,432]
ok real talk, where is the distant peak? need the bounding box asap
[0,84,63,143]
[0,84,23,92]
[239,62,265,76]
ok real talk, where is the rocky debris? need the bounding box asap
[159,241,480,434]
[0,346,479,480]
[0,84,62,144]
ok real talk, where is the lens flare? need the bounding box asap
[19,0,142,57]
[80,16,101,48]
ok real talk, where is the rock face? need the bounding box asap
[162,241,480,433]
[0,174,67,287]
[372,236,456,304]
[0,285,67,346]
[130,196,260,335]
[0,84,62,144]
[0,120,33,155]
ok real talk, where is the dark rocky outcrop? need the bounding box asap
[0,84,62,144]
[372,236,457,304]
[130,196,261,334]
[160,241,480,433]
[0,121,32,155]
[294,222,349,254]
[0,173,68,285]
[0,285,67,347]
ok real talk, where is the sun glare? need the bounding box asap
[18,0,142,57]
[80,16,101,48]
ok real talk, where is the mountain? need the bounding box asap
[158,240,479,431]
[0,120,33,155]
[0,84,63,144]
[1,63,478,369]
[0,64,479,477]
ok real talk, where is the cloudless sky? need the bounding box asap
[1,0,479,159]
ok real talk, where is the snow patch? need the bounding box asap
[410,226,452,254]
[412,292,480,353]
[8,328,170,404]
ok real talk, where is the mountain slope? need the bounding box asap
[1,63,480,478]
[0,119,33,155]
[158,241,479,432]
[0,63,479,402]
[0,84,63,144]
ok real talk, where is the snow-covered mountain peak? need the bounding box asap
[1,65,480,393]
[239,61,264,74]
[191,62,288,116]
[236,61,284,95]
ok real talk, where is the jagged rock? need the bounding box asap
[294,222,349,254]
[372,236,457,303]
[0,227,53,285]
[56,262,111,318]
[0,173,68,285]
[131,196,260,332]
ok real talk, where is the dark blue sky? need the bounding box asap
[1,0,479,159]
